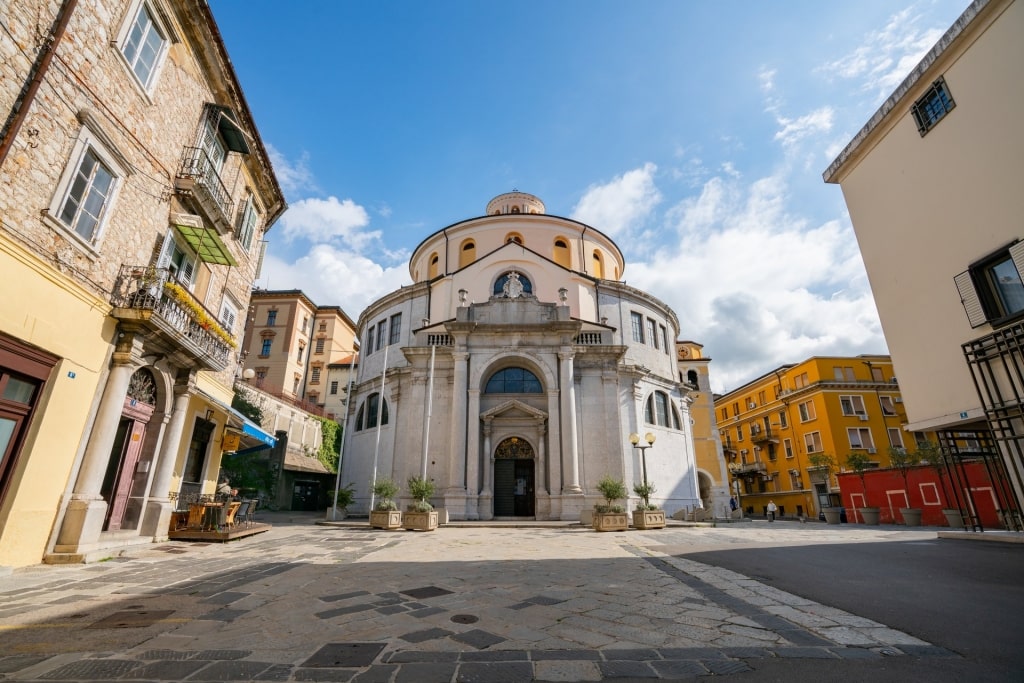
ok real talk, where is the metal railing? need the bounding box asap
[177,146,235,226]
[111,265,233,368]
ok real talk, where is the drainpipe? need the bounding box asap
[0,0,78,169]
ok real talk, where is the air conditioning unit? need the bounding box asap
[891,377,898,384]
[748,401,756,409]
[867,448,877,454]
[894,397,903,403]
[859,414,869,421]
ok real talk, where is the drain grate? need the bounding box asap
[451,614,478,624]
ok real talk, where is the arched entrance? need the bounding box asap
[698,471,713,510]
[493,437,535,517]
[102,368,156,531]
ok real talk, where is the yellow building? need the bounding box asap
[714,356,925,519]
[675,341,729,516]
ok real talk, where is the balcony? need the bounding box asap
[728,461,767,476]
[175,146,236,233]
[750,426,780,444]
[110,265,234,371]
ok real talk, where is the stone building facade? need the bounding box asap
[0,0,283,567]
[340,192,703,520]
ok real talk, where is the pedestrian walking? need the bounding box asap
[767,500,777,522]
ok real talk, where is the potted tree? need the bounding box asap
[807,452,842,524]
[919,441,965,529]
[593,475,629,532]
[332,483,356,520]
[888,446,922,526]
[403,475,439,531]
[846,452,880,525]
[369,477,403,530]
[632,480,666,529]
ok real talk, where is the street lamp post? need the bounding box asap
[629,432,656,487]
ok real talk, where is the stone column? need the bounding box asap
[546,389,562,496]
[445,351,469,514]
[55,330,143,554]
[559,350,582,493]
[479,419,493,520]
[465,388,481,519]
[140,368,196,538]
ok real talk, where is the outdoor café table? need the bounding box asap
[200,502,223,531]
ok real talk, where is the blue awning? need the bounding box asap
[240,417,276,447]
[229,443,272,457]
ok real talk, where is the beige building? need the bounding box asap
[823,0,1024,515]
[240,290,358,415]
[0,0,283,567]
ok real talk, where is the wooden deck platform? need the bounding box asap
[167,523,272,542]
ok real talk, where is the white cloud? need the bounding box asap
[258,244,411,320]
[279,196,375,246]
[570,163,662,237]
[626,170,885,393]
[266,144,317,198]
[818,6,946,98]
[774,107,834,147]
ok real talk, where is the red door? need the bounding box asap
[104,397,153,531]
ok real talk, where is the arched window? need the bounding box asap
[360,392,389,429]
[553,238,571,268]
[459,239,476,268]
[644,391,679,429]
[687,370,699,387]
[428,253,439,279]
[505,232,524,245]
[592,250,604,278]
[510,206,520,214]
[493,271,533,296]
[485,367,542,393]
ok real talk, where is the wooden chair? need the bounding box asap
[186,503,205,529]
[224,501,243,528]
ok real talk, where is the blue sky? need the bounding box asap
[209,0,969,392]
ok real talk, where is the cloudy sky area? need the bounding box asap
[211,1,968,393]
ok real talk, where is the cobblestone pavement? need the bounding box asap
[0,517,958,681]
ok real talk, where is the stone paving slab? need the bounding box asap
[0,520,957,681]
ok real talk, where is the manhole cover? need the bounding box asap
[87,610,174,629]
[451,614,478,624]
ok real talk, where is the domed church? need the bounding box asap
[340,191,703,520]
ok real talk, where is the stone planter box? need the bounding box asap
[403,510,439,532]
[900,508,922,526]
[593,511,628,532]
[943,508,966,529]
[369,510,403,530]
[858,507,880,525]
[822,507,842,525]
[632,509,666,529]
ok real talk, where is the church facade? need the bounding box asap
[340,192,703,520]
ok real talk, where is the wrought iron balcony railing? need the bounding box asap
[175,146,235,232]
[111,265,234,370]
[728,461,767,476]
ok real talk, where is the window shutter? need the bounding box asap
[1009,241,1024,281]
[156,231,174,268]
[180,258,195,288]
[954,270,987,328]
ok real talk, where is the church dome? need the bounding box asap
[486,191,545,216]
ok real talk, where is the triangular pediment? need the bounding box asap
[480,399,547,421]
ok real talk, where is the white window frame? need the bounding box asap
[236,193,260,251]
[847,427,876,451]
[784,438,793,458]
[804,431,822,454]
[798,400,816,422]
[218,297,239,338]
[46,126,128,252]
[888,428,905,449]
[156,231,197,290]
[840,395,867,417]
[879,395,898,416]
[114,0,172,95]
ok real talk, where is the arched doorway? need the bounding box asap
[102,368,156,531]
[493,436,535,517]
[698,471,713,510]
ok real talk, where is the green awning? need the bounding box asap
[215,107,251,154]
[174,223,238,266]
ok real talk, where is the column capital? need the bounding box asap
[173,368,197,396]
[112,328,146,366]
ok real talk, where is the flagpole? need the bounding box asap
[369,343,389,511]
[328,350,356,521]
[421,343,435,479]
